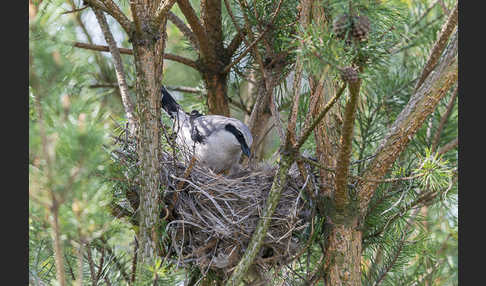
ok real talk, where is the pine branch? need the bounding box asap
[287,0,312,145]
[128,0,143,36]
[67,0,112,83]
[235,0,266,77]
[414,1,458,91]
[93,8,137,135]
[226,29,246,58]
[357,30,457,219]
[334,77,362,211]
[410,0,441,28]
[72,42,200,70]
[96,246,105,282]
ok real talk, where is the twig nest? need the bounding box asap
[340,66,359,83]
[333,13,371,44]
[108,132,318,276]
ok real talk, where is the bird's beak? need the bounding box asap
[241,144,251,158]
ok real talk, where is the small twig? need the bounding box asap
[61,5,88,14]
[64,253,76,281]
[222,25,275,74]
[438,0,450,15]
[86,245,98,286]
[166,85,202,94]
[437,137,458,156]
[295,84,347,150]
[96,246,105,282]
[223,0,285,73]
[410,0,441,28]
[431,85,458,152]
[176,0,212,58]
[130,237,138,285]
[169,156,198,214]
[94,239,130,284]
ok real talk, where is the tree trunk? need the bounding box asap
[324,221,362,286]
[131,19,168,264]
[203,72,230,116]
[247,77,272,161]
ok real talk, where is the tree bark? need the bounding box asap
[128,4,171,265]
[203,72,230,116]
[324,222,362,286]
[133,36,166,264]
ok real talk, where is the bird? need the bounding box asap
[161,86,253,175]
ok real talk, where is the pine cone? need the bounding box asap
[352,15,370,42]
[341,67,359,83]
[333,14,351,42]
[333,13,370,43]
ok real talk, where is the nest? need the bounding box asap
[109,131,318,277]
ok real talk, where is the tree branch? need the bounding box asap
[334,77,362,211]
[93,8,137,135]
[431,85,457,153]
[85,0,132,32]
[437,137,458,156]
[86,245,98,286]
[176,0,212,57]
[166,85,202,93]
[226,29,246,58]
[73,42,200,70]
[154,0,178,28]
[357,30,458,219]
[223,0,285,73]
[222,0,247,57]
[414,1,457,91]
[225,151,294,286]
[287,0,312,144]
[295,84,347,150]
[167,11,199,50]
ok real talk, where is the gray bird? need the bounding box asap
[161,87,253,174]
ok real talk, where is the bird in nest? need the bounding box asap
[161,86,253,175]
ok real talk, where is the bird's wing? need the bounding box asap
[190,116,225,140]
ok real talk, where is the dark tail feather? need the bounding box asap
[161,86,180,118]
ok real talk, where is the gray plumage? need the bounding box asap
[161,87,253,174]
